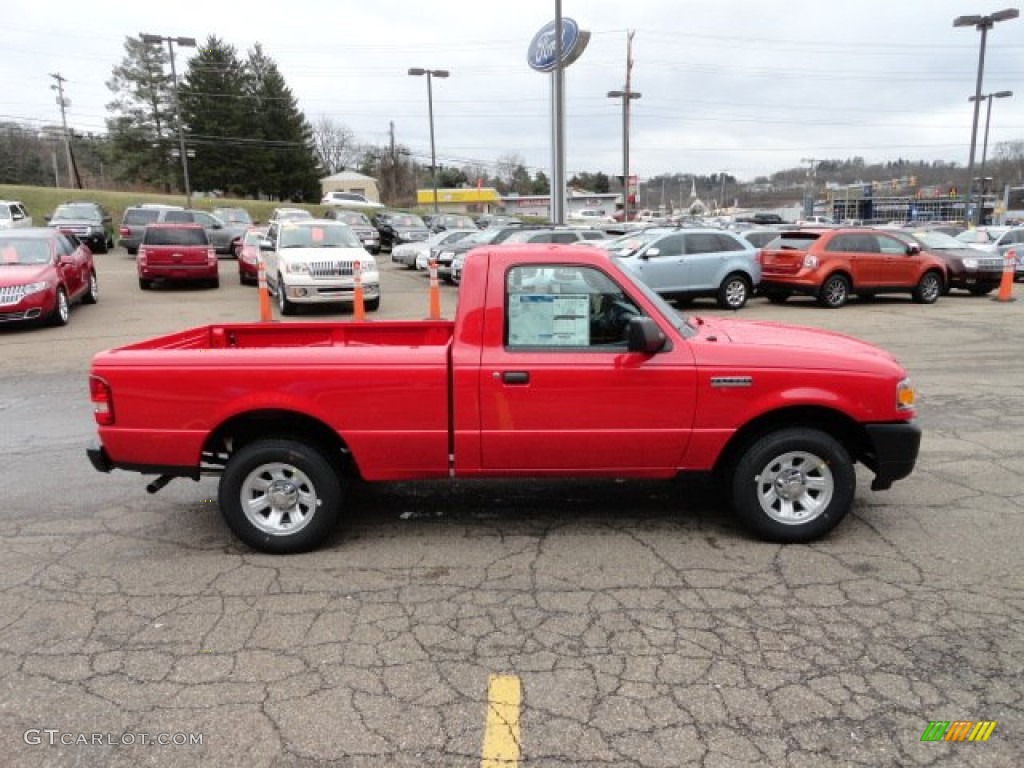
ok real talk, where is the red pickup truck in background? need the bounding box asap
[87,245,920,553]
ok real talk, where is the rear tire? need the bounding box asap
[731,427,855,543]
[717,274,751,310]
[218,438,342,554]
[817,274,850,308]
[912,271,942,304]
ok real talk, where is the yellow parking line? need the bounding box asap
[481,674,521,767]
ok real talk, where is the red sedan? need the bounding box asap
[237,227,267,286]
[0,227,97,326]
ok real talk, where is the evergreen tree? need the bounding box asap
[178,36,251,196]
[105,36,176,190]
[246,44,319,201]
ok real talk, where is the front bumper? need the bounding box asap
[863,422,921,490]
[281,280,380,304]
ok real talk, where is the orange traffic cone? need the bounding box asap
[994,249,1016,303]
[428,258,441,320]
[352,261,366,321]
[257,258,273,321]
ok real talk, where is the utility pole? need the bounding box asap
[49,73,75,189]
[608,31,641,223]
[801,157,820,219]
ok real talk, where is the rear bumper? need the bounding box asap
[86,441,198,479]
[864,422,921,491]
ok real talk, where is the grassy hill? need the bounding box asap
[0,184,324,228]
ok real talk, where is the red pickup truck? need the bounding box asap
[87,245,920,553]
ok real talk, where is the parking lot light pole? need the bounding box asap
[608,32,640,223]
[971,89,1013,223]
[953,8,1019,227]
[141,33,196,208]
[408,68,449,214]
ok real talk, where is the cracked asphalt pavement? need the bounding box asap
[0,250,1021,766]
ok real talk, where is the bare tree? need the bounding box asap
[311,116,359,175]
[494,151,526,190]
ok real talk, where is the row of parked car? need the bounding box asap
[389,219,1024,311]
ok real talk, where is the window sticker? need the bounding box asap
[311,227,324,242]
[508,293,590,347]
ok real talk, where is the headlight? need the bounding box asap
[22,281,50,296]
[962,257,978,269]
[285,262,309,274]
[896,378,915,410]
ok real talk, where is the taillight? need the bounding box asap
[119,226,130,236]
[208,248,217,264]
[138,247,147,265]
[755,248,764,266]
[802,254,819,269]
[89,375,114,426]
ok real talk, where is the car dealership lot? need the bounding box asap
[1,247,1022,767]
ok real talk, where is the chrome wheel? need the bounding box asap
[754,450,834,525]
[718,276,750,309]
[818,274,849,308]
[240,462,319,536]
[913,271,942,304]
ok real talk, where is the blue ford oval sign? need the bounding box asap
[527,18,589,72]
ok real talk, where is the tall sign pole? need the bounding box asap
[528,11,589,225]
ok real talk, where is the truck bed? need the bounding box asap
[111,320,455,352]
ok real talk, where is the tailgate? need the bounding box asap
[142,244,210,266]
[760,249,806,275]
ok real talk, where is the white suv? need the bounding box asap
[263,219,380,315]
[0,201,32,229]
[320,191,384,209]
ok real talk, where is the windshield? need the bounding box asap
[144,227,207,246]
[955,229,1001,244]
[391,214,425,228]
[279,223,361,249]
[0,238,51,264]
[598,231,663,256]
[52,204,100,221]
[908,231,962,249]
[605,256,693,337]
[213,208,252,224]
[336,212,370,225]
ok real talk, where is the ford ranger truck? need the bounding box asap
[86,244,920,554]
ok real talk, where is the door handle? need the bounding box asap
[500,371,530,385]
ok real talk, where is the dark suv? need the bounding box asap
[119,205,183,255]
[322,208,381,253]
[46,202,114,253]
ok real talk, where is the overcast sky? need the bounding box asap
[3,0,1023,183]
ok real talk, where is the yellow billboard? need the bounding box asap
[416,188,502,205]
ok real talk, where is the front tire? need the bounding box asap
[731,428,855,543]
[218,438,342,554]
[912,271,942,304]
[717,274,751,310]
[277,275,297,316]
[365,296,380,311]
[50,287,70,326]
[817,274,850,308]
[82,271,99,304]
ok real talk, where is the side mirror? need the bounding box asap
[259,238,273,251]
[640,247,659,259]
[906,243,921,255]
[626,316,667,354]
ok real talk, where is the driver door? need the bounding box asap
[477,263,695,472]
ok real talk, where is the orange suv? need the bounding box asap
[758,228,948,308]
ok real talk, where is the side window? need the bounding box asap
[685,233,724,254]
[852,234,880,253]
[713,233,745,252]
[15,204,29,219]
[163,210,192,223]
[650,234,684,257]
[56,234,75,257]
[825,234,852,252]
[550,232,579,244]
[505,265,642,349]
[877,235,906,255]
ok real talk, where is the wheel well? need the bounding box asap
[713,406,869,480]
[722,271,751,286]
[822,270,852,287]
[202,409,359,478]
